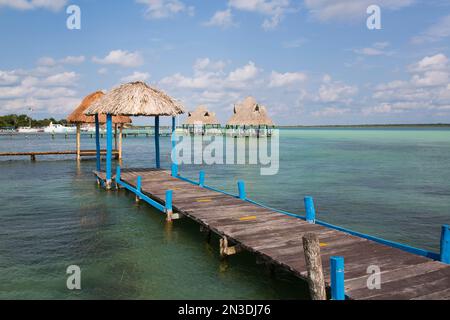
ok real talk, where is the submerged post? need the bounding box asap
[165,190,173,222]
[238,180,246,200]
[199,171,205,187]
[155,116,160,169]
[440,224,450,264]
[106,114,113,189]
[304,196,316,224]
[95,114,101,171]
[116,166,121,183]
[302,233,326,300]
[171,116,178,177]
[330,256,345,300]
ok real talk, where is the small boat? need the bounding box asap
[17,127,41,133]
[43,122,77,134]
[81,124,106,133]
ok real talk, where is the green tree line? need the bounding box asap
[0,114,67,129]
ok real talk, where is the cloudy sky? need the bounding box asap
[0,0,450,125]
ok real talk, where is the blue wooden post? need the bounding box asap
[95,114,101,171]
[171,116,178,177]
[165,189,174,221]
[304,196,316,224]
[116,166,121,183]
[199,171,205,187]
[105,114,113,189]
[238,180,246,200]
[155,116,160,169]
[135,176,142,202]
[136,176,142,193]
[330,256,345,300]
[440,224,450,264]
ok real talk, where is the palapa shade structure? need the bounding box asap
[84,82,184,117]
[84,81,185,189]
[227,96,274,128]
[183,105,220,127]
[67,91,132,160]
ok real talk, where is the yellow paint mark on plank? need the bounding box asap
[319,243,328,247]
[196,198,212,202]
[239,216,257,221]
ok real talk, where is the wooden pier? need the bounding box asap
[94,168,450,300]
[0,149,118,161]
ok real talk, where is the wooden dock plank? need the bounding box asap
[101,169,450,300]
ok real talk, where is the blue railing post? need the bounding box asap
[155,116,160,169]
[94,114,101,171]
[165,190,173,221]
[304,196,316,224]
[171,116,178,177]
[105,114,113,189]
[116,166,121,183]
[135,176,142,202]
[238,180,246,200]
[199,171,205,187]
[440,224,450,264]
[330,256,345,300]
[171,163,178,177]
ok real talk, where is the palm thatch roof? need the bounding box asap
[84,82,185,117]
[67,91,132,124]
[227,96,274,127]
[184,105,220,126]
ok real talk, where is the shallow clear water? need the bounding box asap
[1,128,449,299]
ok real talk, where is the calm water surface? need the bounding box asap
[1,128,449,299]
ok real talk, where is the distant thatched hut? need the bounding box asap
[226,97,275,137]
[67,91,132,160]
[182,105,221,135]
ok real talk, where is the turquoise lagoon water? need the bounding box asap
[0,128,449,299]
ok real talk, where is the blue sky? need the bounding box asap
[0,0,449,125]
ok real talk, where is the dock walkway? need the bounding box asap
[95,168,450,300]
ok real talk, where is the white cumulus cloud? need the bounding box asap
[93,50,144,68]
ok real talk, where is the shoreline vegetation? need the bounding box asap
[1,114,450,130]
[0,114,67,129]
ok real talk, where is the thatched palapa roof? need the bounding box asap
[184,105,220,126]
[67,91,132,124]
[84,82,185,117]
[227,96,274,127]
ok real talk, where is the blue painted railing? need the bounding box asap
[175,172,442,261]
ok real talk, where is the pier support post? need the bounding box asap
[116,166,121,189]
[199,171,205,187]
[106,114,113,190]
[330,256,345,300]
[304,196,316,224]
[302,233,326,300]
[220,237,241,258]
[118,125,123,161]
[76,123,81,161]
[238,180,246,200]
[135,176,142,202]
[155,116,160,169]
[95,114,101,172]
[165,190,173,222]
[440,224,450,264]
